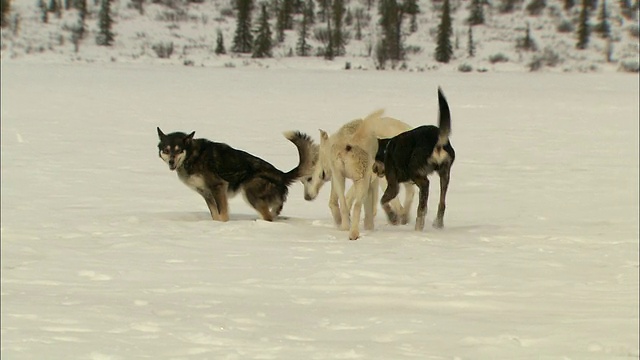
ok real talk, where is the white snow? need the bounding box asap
[1,62,639,359]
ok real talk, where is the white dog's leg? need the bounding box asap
[331,172,350,231]
[328,181,342,226]
[349,176,370,240]
[363,177,377,231]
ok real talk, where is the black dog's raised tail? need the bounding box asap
[437,86,451,145]
[282,130,316,185]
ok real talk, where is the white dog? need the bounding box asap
[302,110,415,240]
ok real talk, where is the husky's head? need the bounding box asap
[302,129,332,201]
[157,127,195,171]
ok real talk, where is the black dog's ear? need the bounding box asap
[157,127,166,140]
[185,131,195,142]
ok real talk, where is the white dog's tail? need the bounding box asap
[282,130,316,185]
[437,86,451,146]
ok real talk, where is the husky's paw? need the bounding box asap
[432,218,444,229]
[400,213,410,225]
[364,219,374,231]
[415,217,425,231]
[349,229,360,240]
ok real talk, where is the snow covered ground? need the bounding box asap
[1,63,639,359]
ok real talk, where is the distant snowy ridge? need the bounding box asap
[1,0,639,72]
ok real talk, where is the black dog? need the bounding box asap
[157,128,315,222]
[377,87,455,231]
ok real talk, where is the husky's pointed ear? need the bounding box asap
[157,127,166,140]
[185,131,195,142]
[319,129,329,142]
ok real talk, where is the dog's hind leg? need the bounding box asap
[363,177,377,231]
[414,177,430,231]
[349,177,370,240]
[380,173,401,225]
[330,172,350,231]
[433,167,451,229]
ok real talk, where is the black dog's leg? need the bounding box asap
[433,167,450,229]
[414,177,430,231]
[380,172,401,225]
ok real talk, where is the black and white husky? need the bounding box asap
[376,87,456,231]
[157,128,315,222]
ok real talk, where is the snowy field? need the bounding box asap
[1,63,639,360]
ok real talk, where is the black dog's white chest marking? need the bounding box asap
[178,171,208,194]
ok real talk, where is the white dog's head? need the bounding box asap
[302,129,332,201]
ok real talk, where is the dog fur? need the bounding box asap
[157,128,315,222]
[378,87,456,231]
[300,117,415,225]
[303,111,415,240]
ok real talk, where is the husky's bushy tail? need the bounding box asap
[282,131,316,185]
[437,86,452,146]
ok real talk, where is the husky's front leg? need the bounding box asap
[331,172,350,231]
[328,181,342,226]
[204,196,221,221]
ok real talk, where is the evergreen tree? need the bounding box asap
[252,3,273,58]
[96,0,115,46]
[331,0,346,56]
[38,0,48,23]
[467,25,475,57]
[324,16,334,59]
[1,0,9,28]
[378,0,401,61]
[468,0,485,25]
[576,0,590,49]
[378,0,419,61]
[595,0,610,38]
[232,0,253,53]
[499,0,518,13]
[215,30,226,54]
[276,0,294,42]
[517,22,537,50]
[435,0,453,63]
[318,0,329,22]
[74,0,87,38]
[565,0,575,10]
[296,0,312,56]
[304,0,315,24]
[48,0,58,13]
[131,0,143,15]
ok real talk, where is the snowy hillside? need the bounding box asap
[1,0,639,72]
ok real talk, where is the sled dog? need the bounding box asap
[157,128,315,222]
[378,87,456,231]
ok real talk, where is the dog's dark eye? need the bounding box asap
[162,149,170,154]
[306,177,312,182]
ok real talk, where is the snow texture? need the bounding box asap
[1,63,639,359]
